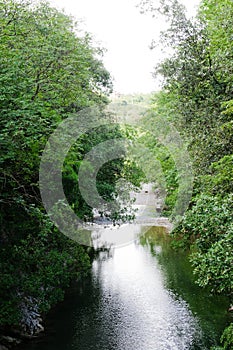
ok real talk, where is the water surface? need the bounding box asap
[20,227,229,350]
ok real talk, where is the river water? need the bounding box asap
[20,226,230,350]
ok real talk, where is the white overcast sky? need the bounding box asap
[48,0,201,94]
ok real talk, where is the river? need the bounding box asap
[19,225,230,350]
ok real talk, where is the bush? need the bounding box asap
[172,194,233,296]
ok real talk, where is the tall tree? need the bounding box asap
[0,0,123,334]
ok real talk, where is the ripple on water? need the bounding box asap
[88,244,204,350]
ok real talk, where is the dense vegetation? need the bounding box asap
[138,0,233,348]
[1,0,232,349]
[0,0,137,337]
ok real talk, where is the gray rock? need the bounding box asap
[19,295,44,336]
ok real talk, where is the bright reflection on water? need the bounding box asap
[19,227,229,350]
[87,243,202,350]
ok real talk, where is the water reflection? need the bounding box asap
[19,227,229,350]
[86,242,203,350]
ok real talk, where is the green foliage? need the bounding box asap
[0,203,92,326]
[0,227,91,322]
[220,323,233,350]
[141,0,233,346]
[198,155,233,196]
[172,194,233,297]
[138,99,180,215]
[199,0,233,83]
[143,0,233,294]
[143,0,233,173]
[110,93,153,108]
[210,323,233,349]
[0,0,128,331]
[191,229,232,295]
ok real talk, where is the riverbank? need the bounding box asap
[0,245,102,350]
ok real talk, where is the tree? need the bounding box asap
[0,0,122,333]
[139,0,233,347]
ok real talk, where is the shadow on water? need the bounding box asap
[18,226,230,350]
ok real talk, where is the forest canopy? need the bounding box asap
[0,0,130,333]
[0,1,232,349]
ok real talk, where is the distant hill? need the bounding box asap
[107,93,154,124]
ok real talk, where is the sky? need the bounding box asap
[49,0,201,94]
